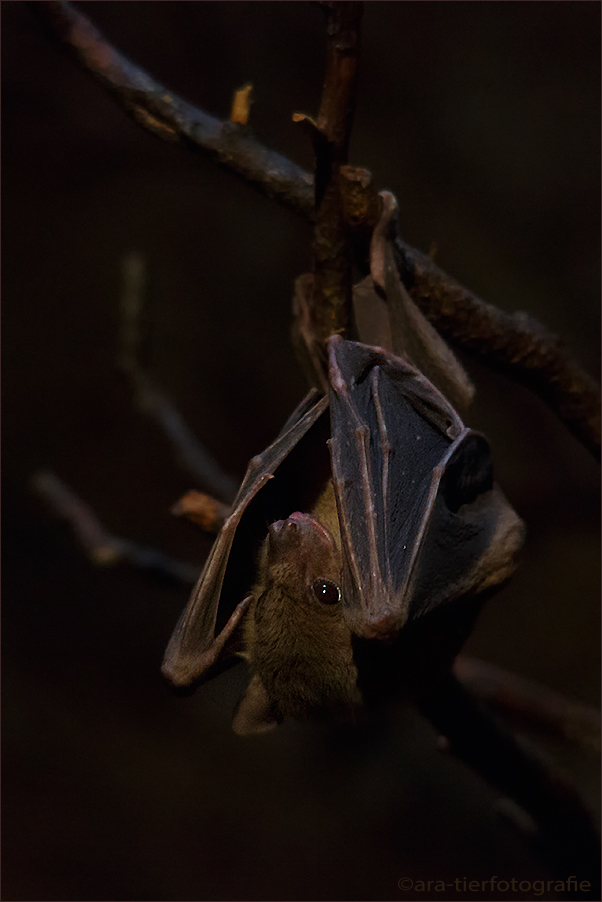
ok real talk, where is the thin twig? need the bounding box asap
[31,471,200,585]
[455,656,600,755]
[119,252,239,503]
[33,1,314,216]
[34,1,600,458]
[170,490,231,534]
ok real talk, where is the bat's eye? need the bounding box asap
[312,580,341,606]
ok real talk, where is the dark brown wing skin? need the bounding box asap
[327,336,524,640]
[162,390,329,690]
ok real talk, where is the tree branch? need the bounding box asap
[34,0,600,458]
[395,241,601,460]
[293,1,363,367]
[310,1,362,339]
[33,1,314,217]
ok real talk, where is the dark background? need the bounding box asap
[3,3,600,900]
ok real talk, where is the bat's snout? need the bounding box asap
[268,513,339,579]
[269,512,331,544]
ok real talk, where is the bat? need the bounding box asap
[162,339,524,733]
[162,191,524,732]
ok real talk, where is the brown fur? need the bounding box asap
[240,506,361,727]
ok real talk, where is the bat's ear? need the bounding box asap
[232,674,281,735]
[440,432,494,513]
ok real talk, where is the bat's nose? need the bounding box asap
[268,513,334,552]
[269,512,313,538]
[269,516,302,538]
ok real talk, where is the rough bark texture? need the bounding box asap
[395,241,601,459]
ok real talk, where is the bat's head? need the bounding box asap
[232,512,361,734]
[263,511,340,590]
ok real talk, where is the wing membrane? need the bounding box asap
[162,391,329,689]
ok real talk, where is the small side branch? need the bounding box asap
[171,490,231,534]
[32,471,200,585]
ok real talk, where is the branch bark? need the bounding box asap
[395,241,601,460]
[34,0,600,459]
[33,1,314,216]
[309,1,362,341]
[292,0,363,375]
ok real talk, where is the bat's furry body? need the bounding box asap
[235,503,360,733]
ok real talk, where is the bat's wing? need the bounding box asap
[328,336,524,640]
[369,190,474,411]
[162,389,330,690]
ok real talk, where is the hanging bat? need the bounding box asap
[162,341,524,733]
[162,191,524,732]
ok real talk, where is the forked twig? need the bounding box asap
[34,0,600,458]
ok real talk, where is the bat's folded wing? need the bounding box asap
[327,336,524,640]
[162,389,330,690]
